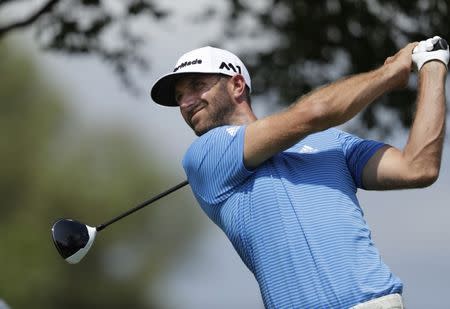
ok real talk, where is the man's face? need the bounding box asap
[174,74,235,136]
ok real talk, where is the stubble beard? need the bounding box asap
[193,83,236,136]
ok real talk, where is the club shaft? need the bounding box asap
[96,180,189,231]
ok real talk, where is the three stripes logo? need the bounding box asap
[299,145,318,154]
[226,126,239,137]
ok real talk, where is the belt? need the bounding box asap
[349,293,403,309]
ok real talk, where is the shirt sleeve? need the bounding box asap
[182,125,254,204]
[335,129,386,189]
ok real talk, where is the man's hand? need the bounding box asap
[412,36,449,71]
[383,42,417,89]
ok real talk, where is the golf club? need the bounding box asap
[51,180,189,264]
[51,38,448,265]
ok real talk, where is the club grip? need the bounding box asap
[432,38,448,51]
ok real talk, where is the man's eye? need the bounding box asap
[192,80,205,91]
[175,93,182,103]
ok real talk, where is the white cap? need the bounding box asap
[150,46,252,106]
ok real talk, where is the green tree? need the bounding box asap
[0,39,196,308]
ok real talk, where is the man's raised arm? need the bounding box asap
[362,37,448,190]
[244,43,417,169]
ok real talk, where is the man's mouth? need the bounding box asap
[188,104,205,123]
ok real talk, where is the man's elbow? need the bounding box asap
[410,166,440,188]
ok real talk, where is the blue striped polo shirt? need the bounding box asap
[182,125,403,308]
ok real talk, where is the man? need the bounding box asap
[150,37,448,308]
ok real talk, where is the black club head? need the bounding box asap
[51,219,96,264]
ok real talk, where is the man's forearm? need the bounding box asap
[403,62,447,183]
[293,63,401,132]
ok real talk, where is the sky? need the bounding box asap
[8,1,450,308]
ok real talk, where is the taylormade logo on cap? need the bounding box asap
[150,46,252,106]
[173,59,203,72]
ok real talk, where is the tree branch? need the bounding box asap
[0,0,60,38]
[0,0,18,7]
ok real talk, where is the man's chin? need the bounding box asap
[185,120,204,136]
[193,123,222,136]
[190,123,205,136]
[194,127,207,136]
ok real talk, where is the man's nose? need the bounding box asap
[178,92,198,108]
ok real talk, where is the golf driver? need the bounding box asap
[51,180,189,264]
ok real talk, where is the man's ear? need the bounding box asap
[229,74,247,101]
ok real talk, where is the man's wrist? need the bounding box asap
[381,62,409,91]
[420,60,448,75]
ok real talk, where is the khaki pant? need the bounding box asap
[349,293,404,309]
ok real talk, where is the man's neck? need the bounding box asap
[230,103,257,125]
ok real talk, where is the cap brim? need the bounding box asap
[151,70,236,107]
[150,72,182,107]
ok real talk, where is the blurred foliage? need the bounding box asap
[220,0,449,136]
[0,0,169,91]
[0,0,449,136]
[0,39,197,308]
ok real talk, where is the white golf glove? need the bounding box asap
[412,36,449,71]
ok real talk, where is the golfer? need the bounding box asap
[150,36,448,308]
